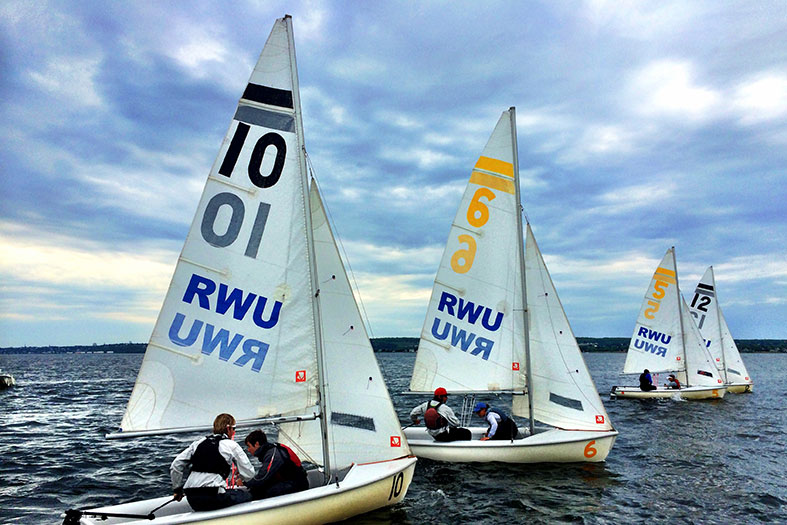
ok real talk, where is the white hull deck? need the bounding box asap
[68,456,416,525]
[610,385,726,400]
[403,427,617,463]
[727,382,753,394]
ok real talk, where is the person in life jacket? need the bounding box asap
[170,413,256,512]
[244,430,309,500]
[473,402,519,441]
[665,374,681,389]
[639,369,657,391]
[409,387,472,442]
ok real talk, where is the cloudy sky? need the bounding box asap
[1,1,786,347]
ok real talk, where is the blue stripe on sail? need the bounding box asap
[234,105,295,133]
[549,392,583,411]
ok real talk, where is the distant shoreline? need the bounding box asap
[1,337,785,354]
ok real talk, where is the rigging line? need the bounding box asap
[276,426,318,466]
[304,150,376,339]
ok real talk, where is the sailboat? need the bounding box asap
[688,267,753,393]
[403,108,618,463]
[611,248,727,400]
[64,15,415,525]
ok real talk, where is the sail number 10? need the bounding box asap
[200,123,286,259]
[450,187,496,274]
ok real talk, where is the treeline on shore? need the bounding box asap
[1,338,786,354]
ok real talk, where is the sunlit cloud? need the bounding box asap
[627,60,721,121]
[732,71,787,125]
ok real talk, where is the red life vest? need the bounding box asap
[424,401,447,430]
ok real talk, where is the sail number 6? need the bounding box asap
[450,187,496,274]
[583,440,597,458]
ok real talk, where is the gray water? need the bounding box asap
[0,352,785,524]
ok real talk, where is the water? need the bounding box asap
[1,352,785,524]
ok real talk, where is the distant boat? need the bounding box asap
[611,248,727,400]
[688,267,753,393]
[0,370,15,389]
[404,108,618,463]
[64,15,415,525]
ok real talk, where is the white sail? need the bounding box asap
[514,224,613,431]
[624,249,684,375]
[119,17,317,433]
[279,185,410,468]
[625,249,723,387]
[718,308,752,385]
[410,110,525,393]
[688,267,726,379]
[679,294,724,387]
[689,267,751,386]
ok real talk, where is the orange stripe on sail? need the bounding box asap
[469,171,515,194]
[474,156,514,178]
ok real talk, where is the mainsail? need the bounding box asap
[625,248,722,387]
[409,111,525,393]
[115,16,409,473]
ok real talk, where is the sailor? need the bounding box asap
[170,413,255,512]
[639,369,657,391]
[473,402,519,441]
[666,374,681,389]
[244,430,309,500]
[410,387,472,442]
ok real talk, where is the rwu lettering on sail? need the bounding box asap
[167,273,283,373]
[428,291,503,360]
[632,326,672,358]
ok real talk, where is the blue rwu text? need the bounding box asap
[430,316,494,360]
[168,312,269,372]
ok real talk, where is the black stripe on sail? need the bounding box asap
[331,412,376,432]
[242,83,293,108]
[697,283,714,291]
[697,370,714,377]
[727,368,741,376]
[234,106,295,133]
[549,392,583,411]
[695,288,715,297]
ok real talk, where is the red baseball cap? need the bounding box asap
[434,387,447,396]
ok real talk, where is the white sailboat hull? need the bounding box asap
[71,457,416,525]
[609,385,726,400]
[726,382,753,394]
[403,427,617,463]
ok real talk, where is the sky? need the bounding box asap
[1,0,786,347]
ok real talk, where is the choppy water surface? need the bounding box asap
[0,352,785,524]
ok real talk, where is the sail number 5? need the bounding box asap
[450,187,496,274]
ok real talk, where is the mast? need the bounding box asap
[710,267,728,383]
[672,247,689,386]
[510,107,535,436]
[285,15,332,479]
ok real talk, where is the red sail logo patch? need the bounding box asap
[295,370,306,382]
[390,436,401,447]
